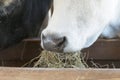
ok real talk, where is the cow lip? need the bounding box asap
[45,43,66,53]
[42,42,65,53]
[55,43,65,52]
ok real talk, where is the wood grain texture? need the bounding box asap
[0,67,120,80]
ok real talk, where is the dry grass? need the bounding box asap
[23,50,88,68]
[23,50,116,68]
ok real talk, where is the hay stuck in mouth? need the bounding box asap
[23,50,88,68]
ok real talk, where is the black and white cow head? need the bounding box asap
[41,0,119,52]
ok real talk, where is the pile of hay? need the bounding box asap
[23,50,88,68]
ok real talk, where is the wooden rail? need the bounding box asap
[0,67,120,80]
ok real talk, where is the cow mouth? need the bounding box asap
[43,42,66,53]
[53,38,66,53]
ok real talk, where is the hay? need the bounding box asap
[23,50,88,68]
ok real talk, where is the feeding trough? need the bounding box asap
[0,38,120,68]
[0,38,120,80]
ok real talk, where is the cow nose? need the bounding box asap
[41,34,66,52]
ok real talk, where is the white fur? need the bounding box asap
[41,0,120,52]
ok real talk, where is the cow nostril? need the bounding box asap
[41,33,46,40]
[55,36,66,47]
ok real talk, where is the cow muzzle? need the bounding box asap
[41,33,66,52]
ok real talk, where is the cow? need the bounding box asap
[0,0,52,50]
[41,0,120,53]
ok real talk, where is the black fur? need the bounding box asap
[0,0,52,49]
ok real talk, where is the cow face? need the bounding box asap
[41,0,118,52]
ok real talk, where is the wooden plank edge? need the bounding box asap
[23,38,120,42]
[0,67,120,80]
